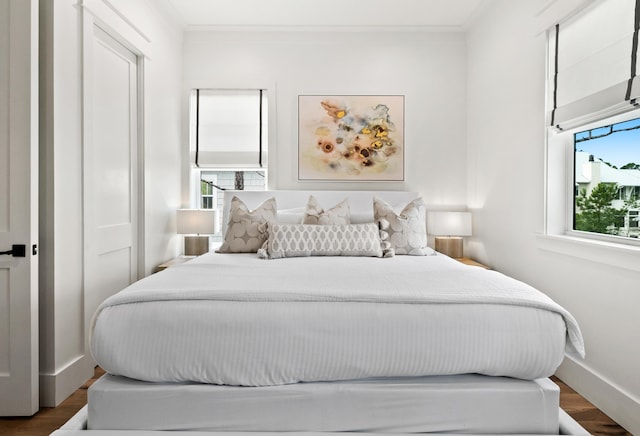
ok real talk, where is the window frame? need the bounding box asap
[562,110,640,247]
[541,110,640,273]
[537,0,640,270]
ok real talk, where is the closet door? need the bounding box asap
[83,24,141,329]
[0,0,39,416]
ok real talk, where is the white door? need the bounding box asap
[83,24,141,327]
[0,0,39,416]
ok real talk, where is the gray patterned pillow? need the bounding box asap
[217,196,277,253]
[373,197,434,256]
[258,223,384,259]
[302,196,350,225]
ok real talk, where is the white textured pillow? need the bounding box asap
[302,196,350,225]
[258,223,385,259]
[373,197,434,256]
[217,196,277,253]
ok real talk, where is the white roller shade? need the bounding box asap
[549,0,640,130]
[191,89,267,168]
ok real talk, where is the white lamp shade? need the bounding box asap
[177,209,220,235]
[427,211,472,236]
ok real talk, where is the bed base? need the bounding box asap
[51,406,590,435]
[49,373,591,435]
[83,374,561,434]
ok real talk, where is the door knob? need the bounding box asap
[0,244,26,257]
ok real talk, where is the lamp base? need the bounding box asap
[184,235,210,256]
[434,236,464,258]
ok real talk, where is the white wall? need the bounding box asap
[38,0,182,406]
[466,1,640,433]
[182,30,467,206]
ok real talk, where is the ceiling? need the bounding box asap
[160,0,487,30]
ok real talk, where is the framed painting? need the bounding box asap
[298,95,404,181]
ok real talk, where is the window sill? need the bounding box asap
[536,234,640,273]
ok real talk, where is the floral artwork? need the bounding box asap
[298,95,404,181]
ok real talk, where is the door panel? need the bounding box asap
[0,270,9,374]
[83,23,139,325]
[0,0,9,234]
[0,0,39,416]
[93,32,133,228]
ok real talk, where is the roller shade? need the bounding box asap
[191,89,267,168]
[549,0,640,130]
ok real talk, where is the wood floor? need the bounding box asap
[551,376,631,435]
[0,368,631,435]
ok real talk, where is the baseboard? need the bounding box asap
[556,355,640,435]
[40,354,95,407]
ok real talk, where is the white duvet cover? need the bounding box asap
[90,253,584,386]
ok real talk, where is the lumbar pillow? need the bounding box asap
[373,197,434,256]
[258,223,385,259]
[302,196,350,225]
[217,196,277,253]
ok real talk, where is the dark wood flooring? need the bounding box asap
[0,368,631,435]
[551,376,631,435]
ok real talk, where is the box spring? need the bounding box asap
[85,373,560,434]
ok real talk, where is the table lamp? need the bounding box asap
[427,211,472,258]
[177,209,220,256]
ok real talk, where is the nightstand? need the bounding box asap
[455,257,490,269]
[155,256,195,272]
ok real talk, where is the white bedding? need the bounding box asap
[90,252,584,385]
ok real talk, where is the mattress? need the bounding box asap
[87,373,560,434]
[90,253,584,385]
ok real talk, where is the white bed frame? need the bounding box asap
[51,190,591,436]
[51,405,589,435]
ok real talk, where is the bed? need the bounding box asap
[52,190,589,435]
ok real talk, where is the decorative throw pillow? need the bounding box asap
[302,196,350,225]
[258,223,385,259]
[373,197,434,256]
[217,196,277,253]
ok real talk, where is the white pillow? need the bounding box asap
[277,207,306,224]
[217,196,277,253]
[350,210,375,224]
[302,196,350,225]
[373,197,434,256]
[258,223,386,259]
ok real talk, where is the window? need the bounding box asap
[544,0,640,250]
[200,176,216,209]
[188,89,268,239]
[189,89,268,169]
[194,169,267,209]
[573,117,640,239]
[630,211,640,236]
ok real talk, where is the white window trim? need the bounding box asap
[537,234,640,273]
[541,110,640,272]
